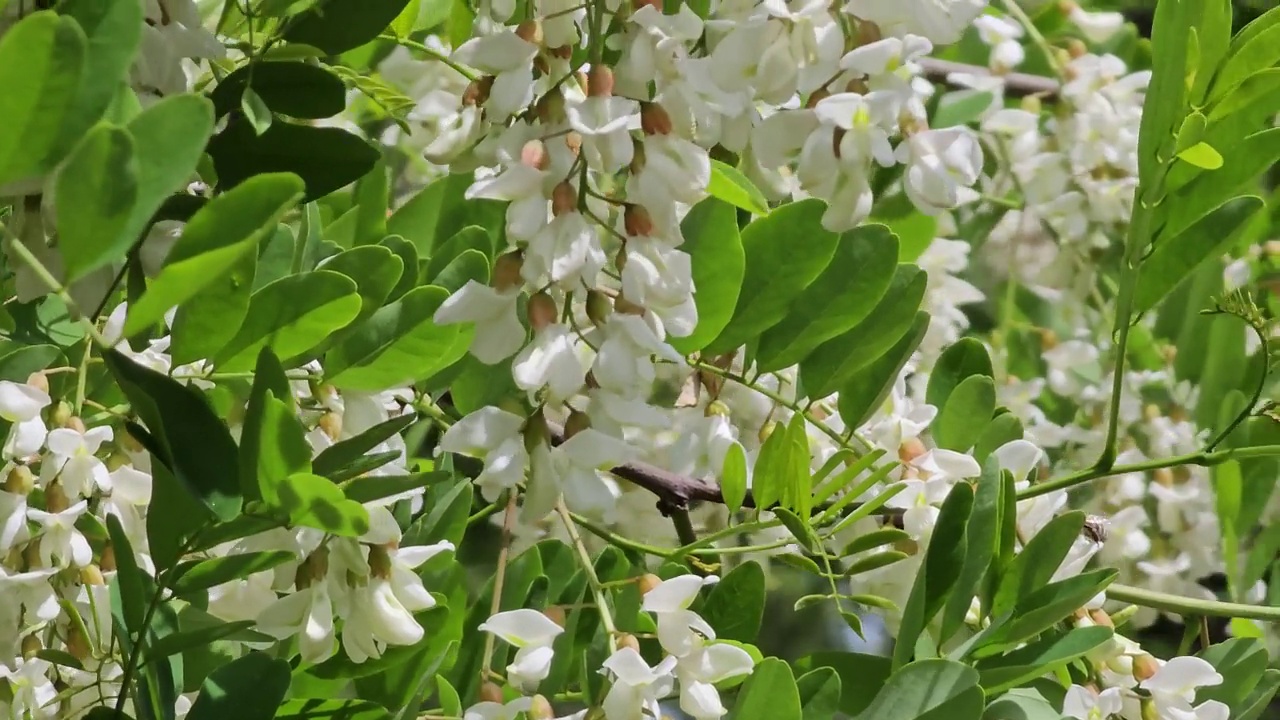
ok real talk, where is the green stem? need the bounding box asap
[569,511,672,558]
[1206,326,1269,451]
[0,221,112,348]
[379,32,478,81]
[1094,265,1138,473]
[671,518,780,556]
[1021,445,1280,500]
[1108,583,1280,622]
[556,499,619,652]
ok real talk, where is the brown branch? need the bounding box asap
[917,57,1060,99]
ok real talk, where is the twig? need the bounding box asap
[916,57,1060,99]
[478,491,518,685]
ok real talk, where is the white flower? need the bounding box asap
[0,488,28,554]
[896,127,984,214]
[1140,656,1223,705]
[0,657,58,719]
[512,324,587,403]
[40,425,114,498]
[257,582,339,664]
[973,15,1025,70]
[675,638,756,720]
[566,95,638,174]
[1062,684,1123,720]
[440,407,529,502]
[522,212,606,289]
[601,647,678,720]
[452,32,539,122]
[27,500,92,567]
[0,380,50,459]
[642,574,720,656]
[341,576,427,663]
[1070,7,1125,44]
[477,608,565,692]
[524,429,631,522]
[619,238,698,337]
[434,280,526,364]
[842,0,984,45]
[464,697,533,720]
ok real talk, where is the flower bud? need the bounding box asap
[613,295,645,316]
[5,465,34,495]
[1153,468,1174,487]
[45,480,70,514]
[629,137,647,174]
[100,542,117,572]
[1038,328,1058,350]
[1066,38,1087,59]
[1020,95,1042,115]
[563,410,591,439]
[523,409,551,453]
[624,204,653,237]
[893,537,920,556]
[66,415,86,434]
[637,573,662,596]
[528,292,558,331]
[463,76,494,107]
[640,102,673,135]
[758,420,777,445]
[564,131,583,157]
[521,140,550,171]
[805,88,831,109]
[81,564,105,586]
[705,400,730,418]
[66,623,91,660]
[21,634,40,659]
[480,682,505,703]
[536,90,566,123]
[1088,608,1114,629]
[552,181,578,217]
[588,65,615,97]
[23,540,41,569]
[1140,697,1160,720]
[584,370,600,390]
[898,437,927,463]
[529,695,555,720]
[585,290,612,326]
[542,606,567,628]
[1132,653,1160,682]
[51,401,74,429]
[617,632,641,651]
[843,78,869,94]
[550,44,573,59]
[1109,604,1138,626]
[318,412,342,441]
[855,20,882,46]
[492,252,525,292]
[830,127,845,159]
[632,0,663,11]
[119,430,144,455]
[24,372,48,394]
[516,19,543,46]
[368,544,393,579]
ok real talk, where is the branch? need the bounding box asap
[917,57,1060,99]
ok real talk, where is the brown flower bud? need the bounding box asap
[21,634,40,659]
[5,465,34,495]
[855,20,882,46]
[463,76,494,107]
[1153,467,1174,487]
[51,401,73,429]
[758,420,777,445]
[640,102,673,135]
[629,137,647,174]
[805,88,831,109]
[585,289,612,326]
[1066,38,1088,59]
[100,542,117,572]
[564,131,583,157]
[521,140,550,171]
[529,695,555,720]
[613,295,645,316]
[550,44,573,59]
[1038,328,1058,350]
[1088,608,1114,629]
[617,632,641,652]
[24,372,48,394]
[45,480,70,514]
[66,416,86,434]
[552,181,578,216]
[492,252,525,292]
[368,544,393,580]
[588,65,615,97]
[528,292,559,331]
[637,573,663,596]
[1132,653,1160,682]
[516,20,543,46]
[318,412,342,441]
[563,410,591,440]
[843,78,869,94]
[480,682,505,703]
[831,127,845,159]
[898,437,927,464]
[523,409,551,453]
[624,204,653,237]
[66,623,91,660]
[705,400,730,418]
[536,90,566,123]
[542,605,567,628]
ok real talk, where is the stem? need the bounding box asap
[1108,583,1280,622]
[569,511,673,558]
[1205,326,1270,451]
[479,491,519,685]
[1001,0,1065,76]
[1094,265,1137,473]
[555,499,618,652]
[0,221,112,347]
[1021,445,1280,500]
[379,33,478,81]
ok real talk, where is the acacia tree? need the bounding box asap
[0,0,1278,718]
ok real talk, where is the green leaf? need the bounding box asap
[210,61,346,119]
[0,345,61,381]
[719,441,748,514]
[241,86,274,135]
[800,264,926,399]
[704,199,839,355]
[756,225,899,372]
[215,270,362,371]
[276,472,371,536]
[0,11,87,189]
[379,235,420,302]
[353,158,390,246]
[1135,0,1190,183]
[55,124,139,282]
[1197,637,1270,708]
[342,472,441,505]
[797,667,842,720]
[700,560,765,643]
[894,483,973,669]
[208,118,380,202]
[854,659,982,720]
[170,247,257,365]
[1176,141,1223,169]
[252,394,313,506]
[941,458,1003,639]
[317,245,405,324]
[106,513,149,634]
[403,477,473,548]
[1188,0,1231,101]
[844,551,910,576]
[836,311,930,430]
[125,173,306,336]
[274,699,391,720]
[105,350,241,521]
[392,0,423,34]
[991,511,1085,618]
[979,569,1118,652]
[976,625,1113,692]
[186,651,290,720]
[795,652,890,716]
[926,338,994,410]
[143,620,260,667]
[973,414,1023,464]
[54,0,144,157]
[424,225,490,281]
[669,197,744,355]
[841,528,911,557]
[728,658,802,719]
[284,0,412,54]
[313,414,416,478]
[932,91,994,128]
[429,248,489,293]
[1207,6,1280,102]
[118,93,216,264]
[326,285,463,392]
[708,159,769,215]
[932,375,996,452]
[1134,195,1264,313]
[171,551,296,595]
[1234,669,1280,720]
[981,685,1064,720]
